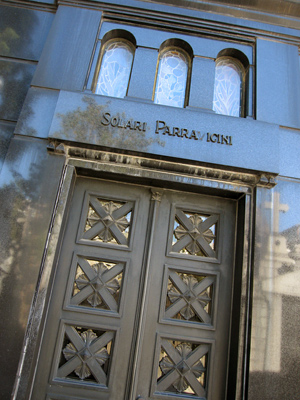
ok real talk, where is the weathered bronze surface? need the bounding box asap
[1,1,300,399]
[29,176,237,400]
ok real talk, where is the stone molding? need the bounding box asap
[57,0,300,42]
[48,141,277,189]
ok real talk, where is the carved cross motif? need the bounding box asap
[71,258,124,311]
[158,339,209,397]
[172,209,218,257]
[84,197,133,245]
[166,271,214,324]
[58,327,113,385]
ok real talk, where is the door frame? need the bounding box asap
[12,145,277,400]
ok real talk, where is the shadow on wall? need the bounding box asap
[0,7,38,121]
[53,96,165,151]
[0,140,63,399]
[250,188,300,400]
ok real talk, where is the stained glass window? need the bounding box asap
[95,40,134,98]
[213,58,244,117]
[154,48,189,108]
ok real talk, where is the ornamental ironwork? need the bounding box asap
[157,339,209,397]
[172,210,218,258]
[70,258,124,311]
[165,271,214,324]
[83,196,133,245]
[58,326,113,385]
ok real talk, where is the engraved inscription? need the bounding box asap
[155,120,232,145]
[99,110,233,146]
[155,120,204,141]
[101,112,147,132]
[207,132,232,145]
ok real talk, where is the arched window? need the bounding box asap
[154,41,192,108]
[94,37,135,98]
[213,55,246,117]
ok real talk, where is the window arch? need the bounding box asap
[213,49,249,117]
[153,40,193,108]
[94,30,136,98]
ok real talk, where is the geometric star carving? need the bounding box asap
[166,271,214,324]
[157,339,209,397]
[172,210,218,258]
[70,258,124,312]
[83,197,133,245]
[58,326,114,386]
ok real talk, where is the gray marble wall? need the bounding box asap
[0,1,300,399]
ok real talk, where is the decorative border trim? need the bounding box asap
[14,145,255,400]
[2,0,57,12]
[48,141,277,189]
[57,0,300,43]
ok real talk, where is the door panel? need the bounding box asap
[32,178,152,400]
[31,177,237,400]
[134,190,236,400]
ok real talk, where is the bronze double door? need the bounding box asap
[32,177,237,400]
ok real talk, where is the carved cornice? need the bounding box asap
[57,0,300,43]
[3,0,299,42]
[48,141,277,189]
[1,0,57,12]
